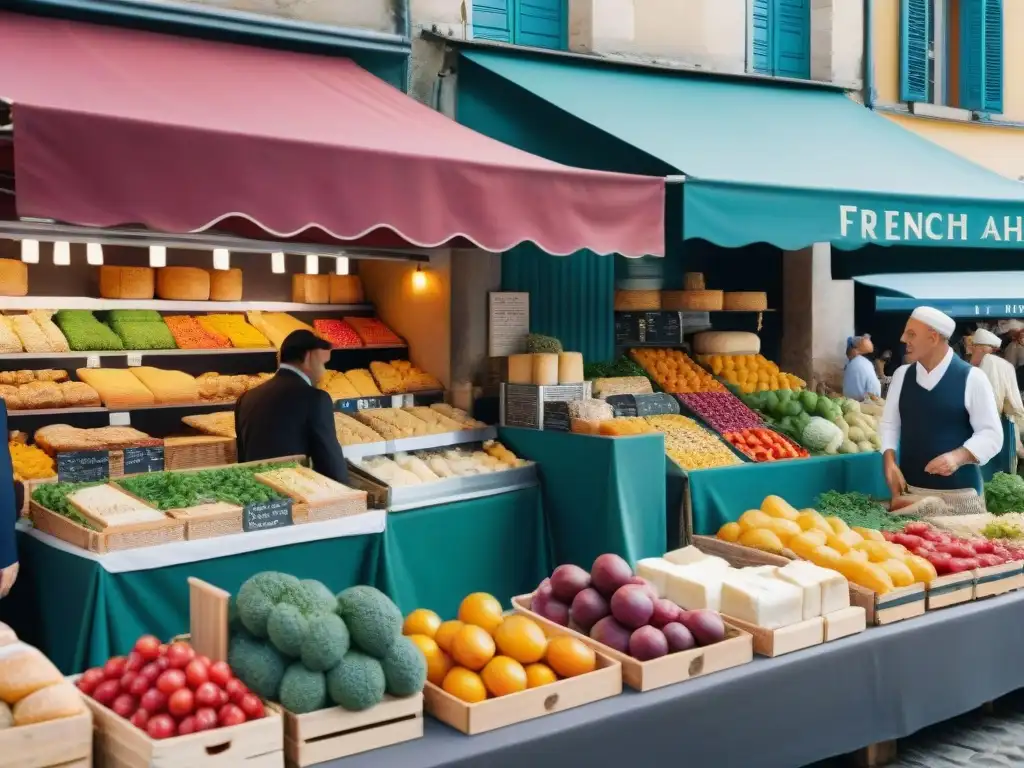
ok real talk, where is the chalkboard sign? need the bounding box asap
[542,402,571,432]
[336,396,390,414]
[123,446,164,475]
[614,312,683,346]
[606,393,681,419]
[56,450,110,483]
[243,498,294,532]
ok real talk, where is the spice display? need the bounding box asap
[344,317,403,346]
[117,463,291,510]
[645,414,742,470]
[163,315,231,349]
[54,310,124,351]
[246,311,314,349]
[107,310,177,351]
[631,348,724,394]
[197,314,271,348]
[313,319,363,348]
[9,442,56,481]
[677,391,763,434]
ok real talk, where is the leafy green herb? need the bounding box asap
[116,463,296,510]
[584,356,649,381]
[984,472,1024,515]
[815,490,913,531]
[31,482,103,529]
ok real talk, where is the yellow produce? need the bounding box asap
[494,616,548,664]
[403,609,442,639]
[761,495,800,521]
[852,527,885,542]
[760,517,801,543]
[524,663,558,688]
[458,593,505,635]
[645,414,743,470]
[717,522,742,542]
[697,353,805,394]
[450,625,496,671]
[843,549,869,563]
[738,528,785,554]
[878,559,915,588]
[481,656,528,697]
[599,418,656,436]
[738,509,773,532]
[545,637,596,678]
[826,517,851,535]
[408,634,452,687]
[904,555,938,583]
[788,531,829,560]
[843,561,895,594]
[854,541,893,564]
[797,510,833,536]
[825,534,853,555]
[809,545,844,570]
[434,621,464,654]
[630,348,725,394]
[442,668,487,703]
[9,442,55,481]
[835,530,864,548]
[882,542,910,560]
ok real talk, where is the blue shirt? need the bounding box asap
[843,355,881,400]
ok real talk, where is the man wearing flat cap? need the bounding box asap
[970,328,1024,477]
[880,307,1003,502]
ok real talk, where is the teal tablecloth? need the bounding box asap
[500,427,667,569]
[686,452,889,535]
[1,487,547,674]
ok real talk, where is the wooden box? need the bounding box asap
[511,594,746,692]
[723,616,823,658]
[926,571,975,610]
[693,536,926,625]
[29,500,186,554]
[81,690,283,768]
[3,709,92,768]
[424,617,621,735]
[254,472,368,524]
[973,561,1024,600]
[188,578,422,762]
[164,436,236,471]
[823,606,867,641]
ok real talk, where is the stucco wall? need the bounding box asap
[169,0,396,31]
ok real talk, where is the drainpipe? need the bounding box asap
[394,0,412,90]
[863,0,875,109]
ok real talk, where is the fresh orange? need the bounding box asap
[408,634,453,687]
[494,615,547,664]
[403,609,442,639]
[442,667,487,703]
[457,593,505,635]
[450,624,496,671]
[434,620,464,654]
[481,656,528,697]
[545,636,596,678]
[524,663,558,688]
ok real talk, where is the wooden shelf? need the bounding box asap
[7,402,234,418]
[0,297,374,312]
[0,344,406,362]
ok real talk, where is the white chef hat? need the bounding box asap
[910,306,956,338]
[972,328,1002,348]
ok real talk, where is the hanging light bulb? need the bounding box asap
[212,248,230,270]
[305,254,319,275]
[271,252,285,274]
[53,241,71,266]
[86,243,104,266]
[149,246,167,268]
[336,256,349,276]
[411,264,427,292]
[20,240,39,264]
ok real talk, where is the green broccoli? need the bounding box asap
[382,636,427,697]
[279,663,328,714]
[228,631,286,700]
[301,614,350,672]
[301,580,337,615]
[335,586,402,659]
[236,572,334,656]
[267,604,310,658]
[326,651,385,711]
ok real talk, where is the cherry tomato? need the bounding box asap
[178,716,197,736]
[139,662,162,683]
[225,678,249,704]
[129,708,150,730]
[156,670,187,696]
[208,661,232,688]
[158,644,168,656]
[140,688,167,714]
[103,657,127,680]
[120,671,137,692]
[154,657,170,672]
[238,693,264,720]
[165,642,194,670]
[194,707,218,732]
[195,655,212,668]
[125,651,145,673]
[147,714,176,740]
[128,675,150,698]
[112,693,138,719]
[194,682,222,709]
[93,680,121,706]
[218,703,246,727]
[168,688,195,718]
[134,635,162,661]
[185,660,209,690]
[77,668,106,695]
[219,689,230,707]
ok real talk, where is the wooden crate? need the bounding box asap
[30,500,186,554]
[925,571,975,610]
[3,710,92,768]
[511,594,745,692]
[973,561,1024,600]
[693,536,926,625]
[81,690,283,768]
[254,472,369,524]
[188,578,422,761]
[723,615,823,658]
[823,606,867,641]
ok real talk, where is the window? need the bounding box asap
[472,0,567,51]
[749,0,811,79]
[900,0,1003,113]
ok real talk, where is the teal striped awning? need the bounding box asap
[856,272,1024,317]
[461,49,1024,251]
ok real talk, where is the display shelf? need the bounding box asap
[7,401,234,418]
[342,427,498,460]
[0,296,374,312]
[348,462,538,512]
[0,344,406,361]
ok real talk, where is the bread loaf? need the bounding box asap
[558,352,584,384]
[292,275,330,304]
[330,275,365,304]
[157,267,210,301]
[99,266,154,300]
[0,644,63,704]
[0,259,28,297]
[209,268,243,301]
[13,682,85,725]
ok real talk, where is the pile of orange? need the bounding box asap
[630,348,725,394]
[402,592,597,704]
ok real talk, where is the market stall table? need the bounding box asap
[326,590,1024,768]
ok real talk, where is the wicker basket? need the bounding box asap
[163,436,236,471]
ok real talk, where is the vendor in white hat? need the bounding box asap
[880,306,1003,499]
[970,327,1024,476]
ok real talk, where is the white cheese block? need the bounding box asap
[773,562,823,620]
[635,558,680,597]
[720,572,803,629]
[780,560,850,614]
[664,564,731,611]
[743,566,778,578]
[663,546,730,571]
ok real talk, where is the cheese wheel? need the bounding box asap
[292,275,330,304]
[614,290,661,311]
[508,354,533,385]
[532,353,559,386]
[99,266,155,300]
[13,682,85,725]
[0,259,27,298]
[209,268,243,301]
[558,352,584,384]
[692,331,761,355]
[156,267,210,301]
[330,275,365,304]
[684,272,706,291]
[662,290,723,311]
[723,291,768,311]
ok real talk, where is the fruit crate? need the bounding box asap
[974,561,1024,600]
[29,499,186,554]
[188,578,423,764]
[512,593,751,690]
[423,617,622,734]
[925,571,976,611]
[2,709,92,768]
[692,536,926,626]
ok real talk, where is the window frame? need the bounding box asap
[745,0,811,80]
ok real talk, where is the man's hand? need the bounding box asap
[0,562,18,598]
[883,453,906,499]
[924,447,975,477]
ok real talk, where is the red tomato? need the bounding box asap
[130,708,150,730]
[185,660,210,690]
[926,551,953,574]
[238,694,264,720]
[948,557,977,573]
[194,707,218,732]
[156,669,187,696]
[158,644,168,657]
[194,682,222,709]
[165,642,195,670]
[112,693,138,719]
[93,680,121,706]
[134,636,162,661]
[120,672,138,693]
[104,657,127,680]
[154,656,170,672]
[77,668,106,695]
[146,714,176,740]
[178,716,198,736]
[973,539,996,555]
[218,704,246,728]
[225,678,249,704]
[128,675,150,698]
[139,662,162,683]
[125,651,144,673]
[195,655,212,668]
[168,688,195,718]
[892,533,924,550]
[976,553,1004,567]
[140,688,167,714]
[208,661,233,688]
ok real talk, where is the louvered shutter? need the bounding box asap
[516,0,566,50]
[473,0,513,43]
[959,0,1004,112]
[900,0,930,103]
[750,0,772,74]
[773,0,810,79]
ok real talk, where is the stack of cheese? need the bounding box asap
[246,311,314,349]
[255,466,356,503]
[507,351,584,386]
[637,546,852,631]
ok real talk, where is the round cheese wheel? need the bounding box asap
[692,331,761,355]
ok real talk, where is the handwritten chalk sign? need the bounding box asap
[489,292,529,357]
[57,450,110,483]
[123,446,164,475]
[243,498,293,532]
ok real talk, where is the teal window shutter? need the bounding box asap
[473,0,513,43]
[773,0,810,78]
[900,0,930,102]
[959,0,1004,112]
[750,0,772,74]
[516,0,566,50]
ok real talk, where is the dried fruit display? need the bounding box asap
[313,319,363,349]
[344,317,403,346]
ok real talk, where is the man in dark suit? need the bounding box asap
[0,401,19,598]
[235,330,349,484]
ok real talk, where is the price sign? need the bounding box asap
[126,354,143,367]
[57,450,110,483]
[614,312,683,346]
[109,412,131,426]
[336,396,390,414]
[123,446,164,475]
[86,356,101,369]
[243,498,294,532]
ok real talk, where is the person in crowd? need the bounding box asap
[880,307,1002,498]
[1004,323,1024,369]
[0,400,18,599]
[843,334,881,401]
[970,328,1024,470]
[235,330,349,484]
